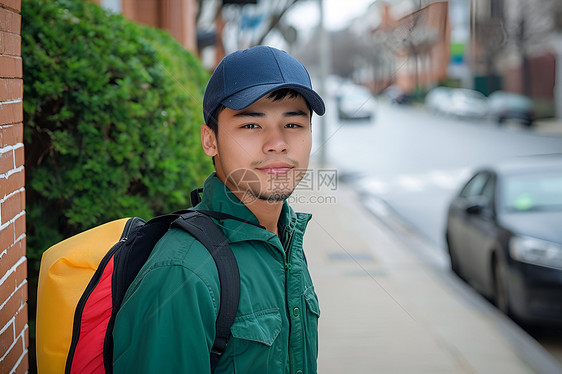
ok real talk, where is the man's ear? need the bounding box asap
[201,124,218,157]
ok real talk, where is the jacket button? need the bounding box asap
[293,307,300,317]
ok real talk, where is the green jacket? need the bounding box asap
[113,173,320,373]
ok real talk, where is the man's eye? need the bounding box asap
[285,123,302,128]
[242,124,259,129]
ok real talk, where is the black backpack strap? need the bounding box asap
[191,187,203,206]
[196,209,265,229]
[101,215,180,373]
[171,211,240,373]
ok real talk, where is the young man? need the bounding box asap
[112,46,325,373]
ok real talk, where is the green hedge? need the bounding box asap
[22,0,213,275]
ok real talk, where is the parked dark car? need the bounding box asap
[488,91,535,126]
[383,85,413,105]
[445,155,562,325]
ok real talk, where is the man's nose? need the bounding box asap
[263,128,288,153]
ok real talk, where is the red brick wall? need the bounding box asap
[0,0,28,373]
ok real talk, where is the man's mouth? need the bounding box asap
[256,163,294,175]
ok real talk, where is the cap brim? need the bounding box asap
[221,83,325,116]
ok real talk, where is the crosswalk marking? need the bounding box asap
[359,168,472,195]
[363,178,389,194]
[427,170,460,189]
[397,175,425,192]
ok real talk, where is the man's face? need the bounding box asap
[202,94,312,204]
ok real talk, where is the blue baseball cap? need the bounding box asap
[203,46,325,125]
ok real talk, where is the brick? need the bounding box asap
[0,268,15,301]
[13,301,26,338]
[0,222,14,251]
[13,122,21,143]
[13,213,24,239]
[1,189,24,223]
[14,235,24,254]
[0,6,20,33]
[13,146,22,167]
[0,122,23,147]
[0,101,22,125]
[0,79,22,102]
[0,124,15,146]
[15,256,25,283]
[0,266,13,293]
[0,261,26,300]
[20,277,26,301]
[2,334,23,373]
[0,285,25,329]
[0,150,13,174]
[0,56,21,78]
[14,352,28,374]
[0,229,26,269]
[0,318,13,352]
[0,169,24,198]
[0,30,20,55]
[0,1,21,12]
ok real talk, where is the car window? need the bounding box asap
[502,172,562,212]
[480,176,496,208]
[460,172,489,198]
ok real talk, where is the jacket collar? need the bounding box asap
[195,173,311,249]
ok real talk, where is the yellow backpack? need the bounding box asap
[36,218,130,373]
[35,209,240,373]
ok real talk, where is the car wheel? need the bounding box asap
[493,256,511,315]
[446,233,463,279]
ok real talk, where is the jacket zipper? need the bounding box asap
[284,228,295,373]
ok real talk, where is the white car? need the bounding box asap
[426,87,489,119]
[425,86,452,114]
[336,85,376,121]
[447,88,489,119]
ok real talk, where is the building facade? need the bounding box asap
[353,0,451,94]
[471,0,561,116]
[92,0,198,52]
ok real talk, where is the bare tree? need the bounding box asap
[473,16,506,93]
[198,0,302,54]
[505,0,557,95]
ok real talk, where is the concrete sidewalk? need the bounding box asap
[292,183,562,374]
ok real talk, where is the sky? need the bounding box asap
[287,0,375,31]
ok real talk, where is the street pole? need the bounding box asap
[555,9,562,119]
[317,0,330,168]
[555,35,562,119]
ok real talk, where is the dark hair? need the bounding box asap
[206,104,225,136]
[205,88,313,136]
